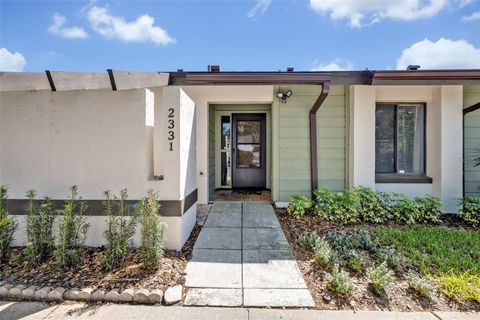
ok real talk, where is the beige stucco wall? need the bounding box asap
[348,85,463,212]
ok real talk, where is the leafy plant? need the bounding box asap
[313,237,335,268]
[0,186,16,263]
[458,196,480,227]
[367,262,395,293]
[313,188,358,224]
[102,189,138,270]
[406,272,435,299]
[24,190,55,265]
[54,186,89,269]
[376,247,401,270]
[354,187,391,223]
[346,250,365,272]
[139,190,167,270]
[391,194,421,225]
[327,265,353,296]
[298,231,319,251]
[287,195,312,218]
[438,270,480,304]
[415,195,442,224]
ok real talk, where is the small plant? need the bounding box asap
[139,190,167,270]
[327,265,353,296]
[287,195,312,218]
[458,196,480,227]
[313,188,358,224]
[313,237,335,267]
[25,190,55,265]
[415,195,442,224]
[376,247,401,270]
[346,250,365,272]
[0,186,16,262]
[102,189,138,270]
[54,186,89,269]
[437,270,480,304]
[391,194,421,225]
[354,187,390,223]
[298,231,319,251]
[367,262,395,293]
[406,272,434,299]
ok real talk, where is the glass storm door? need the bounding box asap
[232,113,266,188]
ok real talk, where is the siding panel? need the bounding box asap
[464,86,480,197]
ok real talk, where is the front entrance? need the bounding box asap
[232,113,267,188]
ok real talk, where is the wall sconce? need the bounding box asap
[277,90,293,103]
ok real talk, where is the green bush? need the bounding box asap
[327,265,353,296]
[415,195,442,224]
[346,250,365,272]
[287,195,312,218]
[313,188,358,224]
[355,187,391,223]
[54,186,89,269]
[0,186,16,262]
[367,261,395,293]
[313,237,335,267]
[298,231,319,251]
[102,189,138,270]
[376,247,401,270]
[406,272,435,299]
[391,194,421,225]
[458,196,480,227]
[438,270,480,304]
[139,190,167,270]
[25,190,55,265]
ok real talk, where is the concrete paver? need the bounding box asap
[204,211,242,228]
[243,228,289,250]
[193,227,241,250]
[183,288,242,307]
[243,211,281,228]
[243,288,315,307]
[210,202,242,213]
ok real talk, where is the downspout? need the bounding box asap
[309,81,331,197]
[462,101,480,197]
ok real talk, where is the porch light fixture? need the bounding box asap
[277,90,293,103]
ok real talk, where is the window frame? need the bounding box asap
[375,102,431,184]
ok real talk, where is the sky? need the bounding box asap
[0,0,480,72]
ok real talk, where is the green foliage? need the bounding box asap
[24,190,55,265]
[346,250,365,272]
[102,189,138,270]
[139,190,167,270]
[313,237,335,268]
[327,265,353,296]
[298,231,319,251]
[415,195,442,224]
[373,226,480,275]
[367,262,395,292]
[327,229,377,256]
[437,270,480,304]
[354,187,391,223]
[391,194,421,225]
[313,188,358,224]
[0,186,16,263]
[376,247,401,270]
[458,196,480,227]
[287,195,312,218]
[54,186,89,269]
[406,272,435,299]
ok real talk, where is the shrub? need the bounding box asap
[354,187,391,223]
[415,195,442,224]
[367,262,395,293]
[406,272,435,299]
[287,195,312,218]
[458,196,480,227]
[298,231,319,251]
[25,190,55,265]
[327,265,353,296]
[54,186,89,269]
[376,247,401,270]
[346,250,365,272]
[438,270,480,304]
[391,194,421,225]
[0,186,16,262]
[313,237,335,267]
[102,189,138,270]
[139,190,167,270]
[313,188,358,224]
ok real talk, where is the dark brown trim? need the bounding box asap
[375,174,432,184]
[463,102,480,115]
[45,70,56,92]
[183,72,332,85]
[7,188,198,217]
[107,69,117,91]
[373,70,480,81]
[309,81,330,195]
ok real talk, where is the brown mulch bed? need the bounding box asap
[275,208,479,312]
[0,224,201,292]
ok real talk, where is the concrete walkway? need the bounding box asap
[184,202,314,307]
[1,301,478,320]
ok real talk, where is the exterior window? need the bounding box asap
[220,116,231,186]
[375,104,425,175]
[236,120,261,168]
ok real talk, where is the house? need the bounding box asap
[1,68,479,250]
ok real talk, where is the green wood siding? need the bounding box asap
[464,86,480,197]
[273,85,347,201]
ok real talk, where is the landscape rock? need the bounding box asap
[34,287,52,300]
[9,284,26,298]
[64,288,80,300]
[0,284,13,298]
[164,285,183,305]
[22,286,38,299]
[148,289,163,304]
[133,288,150,303]
[91,288,107,301]
[77,287,95,301]
[47,287,66,301]
[117,288,134,302]
[105,289,121,302]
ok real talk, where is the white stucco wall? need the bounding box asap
[348,85,463,212]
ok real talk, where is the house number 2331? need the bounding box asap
[168,108,175,151]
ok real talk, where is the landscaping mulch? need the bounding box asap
[0,224,202,292]
[275,207,480,312]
